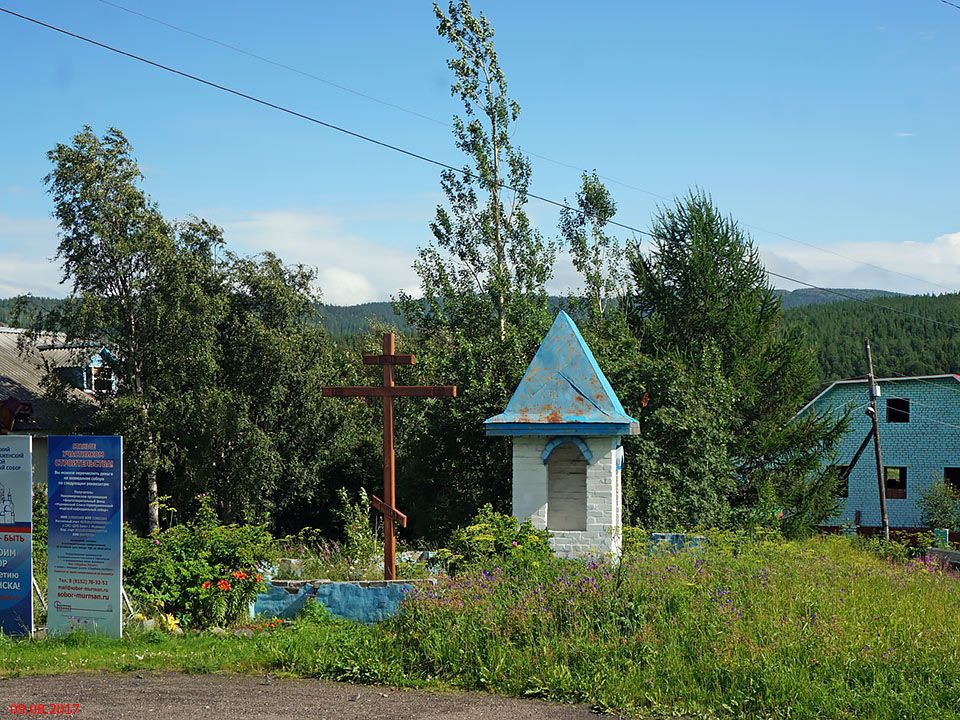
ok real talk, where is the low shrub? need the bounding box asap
[124,495,273,628]
[435,504,552,575]
[275,488,384,581]
[918,479,960,531]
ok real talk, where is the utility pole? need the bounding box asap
[863,337,890,542]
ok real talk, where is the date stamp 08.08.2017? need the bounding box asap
[7,705,80,716]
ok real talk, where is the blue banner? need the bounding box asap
[47,436,123,637]
[0,435,32,636]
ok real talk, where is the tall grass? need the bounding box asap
[385,535,960,718]
[2,535,958,719]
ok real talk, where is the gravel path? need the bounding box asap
[1,672,613,719]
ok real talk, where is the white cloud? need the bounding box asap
[894,131,916,138]
[760,232,960,294]
[219,209,420,305]
[317,267,376,305]
[0,215,63,296]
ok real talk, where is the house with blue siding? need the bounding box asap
[798,374,960,529]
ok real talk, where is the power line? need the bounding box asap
[94,0,450,129]
[90,0,958,295]
[749,223,956,294]
[939,0,960,11]
[4,5,958,334]
[0,5,652,239]
[765,270,960,331]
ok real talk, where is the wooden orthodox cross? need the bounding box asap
[322,332,456,580]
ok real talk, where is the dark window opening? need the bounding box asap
[884,466,907,499]
[944,467,960,493]
[829,465,849,498]
[886,398,910,423]
[85,365,114,394]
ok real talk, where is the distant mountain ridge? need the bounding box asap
[0,289,905,337]
[774,287,899,309]
[321,288,900,336]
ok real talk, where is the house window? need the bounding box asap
[547,444,587,531]
[944,467,960,493]
[884,466,907,499]
[886,398,910,423]
[85,365,114,394]
[829,465,849,498]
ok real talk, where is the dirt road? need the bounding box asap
[1,672,612,719]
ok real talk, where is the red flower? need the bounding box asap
[217,579,232,592]
[232,571,248,580]
[201,581,211,590]
[255,573,263,582]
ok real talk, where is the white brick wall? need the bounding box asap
[512,435,622,559]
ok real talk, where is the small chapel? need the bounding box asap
[485,311,638,558]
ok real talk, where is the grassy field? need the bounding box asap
[2,535,959,719]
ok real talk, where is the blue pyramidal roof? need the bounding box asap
[484,311,638,436]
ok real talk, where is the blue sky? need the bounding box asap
[1,0,958,303]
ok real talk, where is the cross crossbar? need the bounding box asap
[372,494,407,527]
[322,386,456,398]
[363,353,415,366]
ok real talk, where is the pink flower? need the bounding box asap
[153,539,160,545]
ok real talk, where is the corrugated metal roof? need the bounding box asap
[0,327,94,431]
[485,311,638,437]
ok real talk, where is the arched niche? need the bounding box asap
[541,436,593,465]
[546,444,587,531]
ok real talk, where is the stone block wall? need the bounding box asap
[805,377,960,528]
[546,444,587,530]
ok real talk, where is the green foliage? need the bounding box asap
[30,484,49,628]
[438,504,552,575]
[917,479,960,531]
[853,531,935,562]
[559,172,627,332]
[23,126,380,537]
[394,0,555,539]
[123,496,274,628]
[332,487,379,570]
[624,190,846,533]
[785,293,960,383]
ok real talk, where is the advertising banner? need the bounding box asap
[47,436,122,637]
[0,435,32,636]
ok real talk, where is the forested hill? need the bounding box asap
[320,301,409,336]
[774,287,898,309]
[6,292,960,386]
[784,293,960,383]
[321,290,900,332]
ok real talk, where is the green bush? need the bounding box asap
[332,487,380,574]
[31,484,49,627]
[437,504,552,575]
[276,488,385,581]
[918,479,960,531]
[123,495,274,628]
